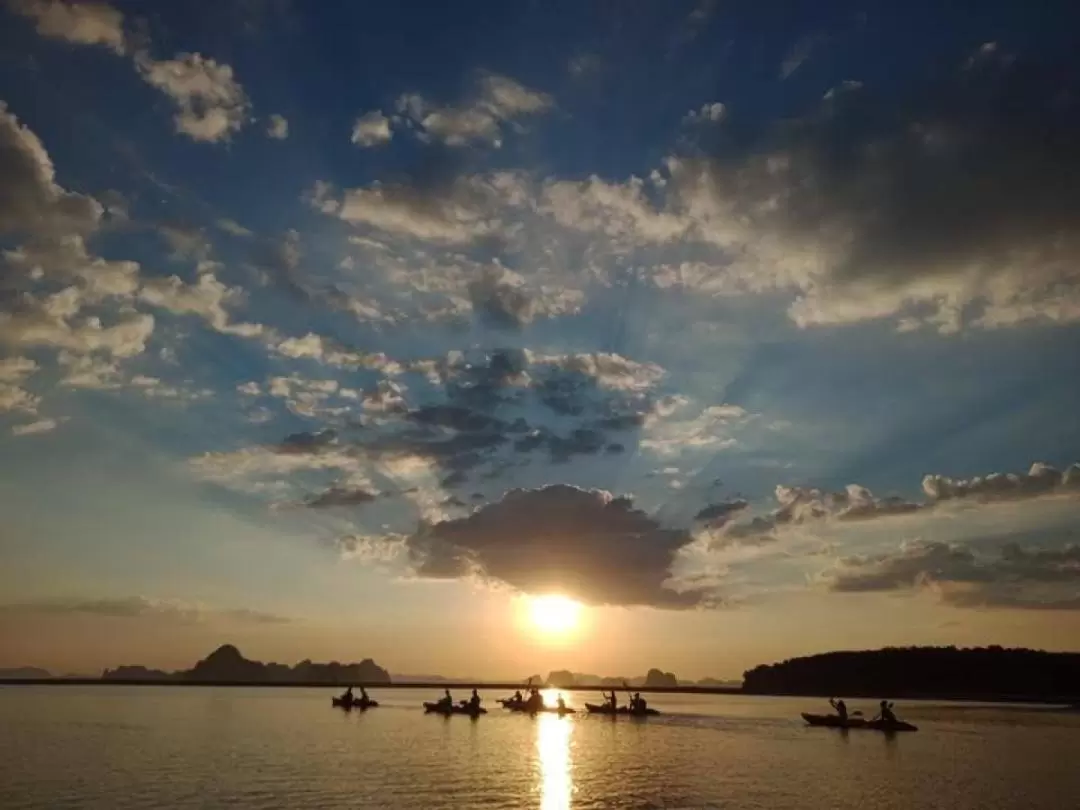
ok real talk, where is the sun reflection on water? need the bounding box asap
[537,711,573,810]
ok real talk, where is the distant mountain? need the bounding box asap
[690,677,742,688]
[0,667,51,679]
[644,668,678,688]
[391,673,454,683]
[101,665,174,681]
[546,669,682,688]
[743,646,1080,699]
[102,644,391,684]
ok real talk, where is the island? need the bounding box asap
[743,646,1080,702]
[102,644,392,685]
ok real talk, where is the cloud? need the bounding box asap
[195,347,675,506]
[923,462,1080,504]
[273,332,400,372]
[0,290,154,358]
[825,539,1080,611]
[694,498,749,526]
[0,102,102,236]
[4,235,140,302]
[57,352,121,389]
[396,71,552,147]
[772,484,923,524]
[7,0,125,54]
[136,52,251,142]
[403,485,716,608]
[541,174,688,244]
[779,34,819,79]
[0,356,40,414]
[641,402,745,455]
[215,218,253,237]
[683,102,726,125]
[303,485,377,508]
[467,266,538,328]
[266,113,288,139]
[190,443,365,489]
[0,595,291,623]
[351,110,391,146]
[138,263,263,337]
[315,173,520,244]
[11,417,61,436]
[710,461,1077,550]
[666,47,1080,331]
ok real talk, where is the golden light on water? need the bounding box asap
[528,595,582,637]
[537,712,573,810]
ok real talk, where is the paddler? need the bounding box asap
[468,688,482,711]
[876,700,898,724]
[829,697,848,722]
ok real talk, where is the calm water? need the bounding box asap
[2,687,1079,809]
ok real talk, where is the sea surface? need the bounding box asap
[2,686,1079,809]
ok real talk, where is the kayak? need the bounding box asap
[585,702,660,716]
[423,702,487,716]
[502,702,576,715]
[332,697,378,710]
[801,712,918,732]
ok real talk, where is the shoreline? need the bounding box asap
[1,679,1076,706]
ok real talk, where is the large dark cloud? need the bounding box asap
[403,484,717,608]
[668,45,1080,330]
[826,538,1080,610]
[359,348,666,488]
[304,486,377,508]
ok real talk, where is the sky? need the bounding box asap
[1,0,1080,681]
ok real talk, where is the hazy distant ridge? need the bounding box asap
[102,645,391,684]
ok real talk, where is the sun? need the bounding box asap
[529,595,582,635]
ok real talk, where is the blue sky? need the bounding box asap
[1,0,1079,679]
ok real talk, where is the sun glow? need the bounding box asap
[529,595,582,636]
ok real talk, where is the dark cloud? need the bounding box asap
[694,498,749,525]
[404,485,717,608]
[826,539,1080,610]
[277,429,337,454]
[468,269,533,329]
[350,348,666,489]
[828,542,978,593]
[304,486,377,508]
[408,404,505,433]
[671,46,1080,330]
[772,485,922,524]
[709,483,922,548]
